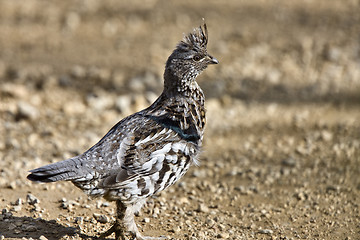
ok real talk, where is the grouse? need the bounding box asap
[27,23,218,240]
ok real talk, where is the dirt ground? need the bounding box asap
[0,0,359,239]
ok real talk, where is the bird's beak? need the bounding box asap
[207,55,219,64]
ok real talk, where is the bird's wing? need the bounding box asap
[98,118,193,189]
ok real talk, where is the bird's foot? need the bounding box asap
[99,220,126,240]
[98,220,167,240]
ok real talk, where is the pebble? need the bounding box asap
[1,83,29,99]
[11,205,22,212]
[178,197,189,205]
[281,157,297,167]
[93,213,109,223]
[39,236,48,240]
[26,194,40,205]
[217,232,230,238]
[61,199,80,210]
[143,217,150,223]
[12,198,23,206]
[2,208,12,218]
[152,207,160,218]
[258,229,273,235]
[197,203,209,213]
[170,226,181,233]
[16,101,39,120]
[75,216,84,224]
[321,130,333,142]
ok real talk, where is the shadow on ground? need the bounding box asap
[0,215,89,240]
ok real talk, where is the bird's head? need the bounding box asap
[164,22,218,91]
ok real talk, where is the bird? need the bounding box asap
[27,22,218,240]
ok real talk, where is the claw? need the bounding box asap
[99,221,126,240]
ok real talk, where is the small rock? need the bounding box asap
[61,200,78,210]
[170,226,181,233]
[11,198,23,206]
[326,185,339,193]
[39,235,48,240]
[178,197,189,205]
[259,229,273,235]
[152,207,160,217]
[197,203,209,213]
[281,157,296,167]
[26,194,40,205]
[217,232,229,238]
[143,217,150,223]
[321,130,333,142]
[234,185,247,194]
[32,205,42,212]
[9,181,17,189]
[11,205,22,212]
[16,101,39,120]
[74,216,84,224]
[93,213,109,223]
[1,83,28,99]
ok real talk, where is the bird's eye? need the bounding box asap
[193,55,202,61]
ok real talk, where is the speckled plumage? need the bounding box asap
[27,23,218,240]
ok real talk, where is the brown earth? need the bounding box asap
[0,0,359,239]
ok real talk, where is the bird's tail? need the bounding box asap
[27,157,83,182]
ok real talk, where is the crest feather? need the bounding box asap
[177,23,208,51]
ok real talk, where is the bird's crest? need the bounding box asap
[177,22,208,52]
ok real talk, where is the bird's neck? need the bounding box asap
[144,71,206,143]
[163,68,204,102]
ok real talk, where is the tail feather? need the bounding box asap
[27,158,82,182]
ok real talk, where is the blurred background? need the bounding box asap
[0,0,359,239]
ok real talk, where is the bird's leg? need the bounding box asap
[122,201,167,240]
[99,200,167,240]
[99,200,127,240]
